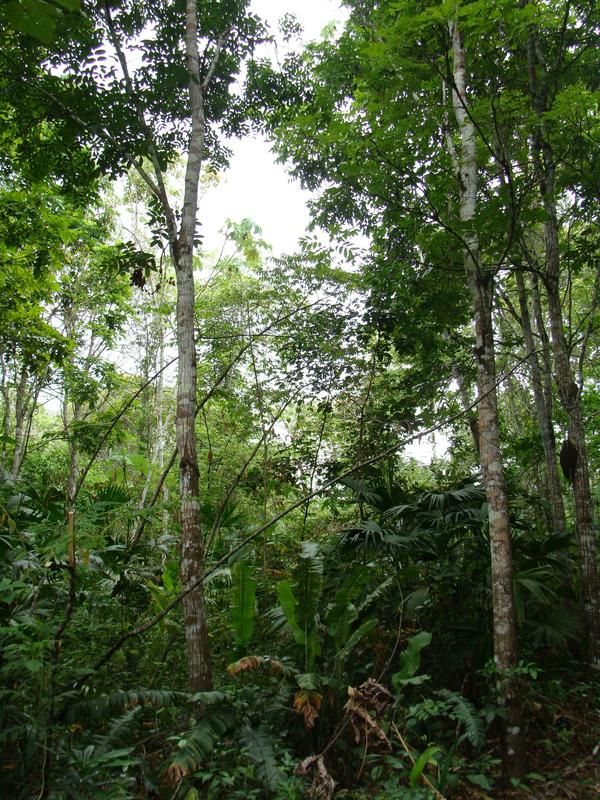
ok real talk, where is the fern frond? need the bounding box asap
[231,561,257,647]
[437,689,485,749]
[96,706,143,753]
[357,576,395,614]
[294,541,323,631]
[167,704,235,780]
[240,723,281,796]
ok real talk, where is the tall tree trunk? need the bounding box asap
[515,271,567,542]
[0,355,10,472]
[449,20,524,776]
[156,304,170,539]
[103,1,227,690]
[530,274,555,456]
[10,367,34,481]
[544,213,600,665]
[171,0,218,692]
[524,17,600,668]
[63,399,81,509]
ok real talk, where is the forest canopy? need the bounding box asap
[1,1,599,798]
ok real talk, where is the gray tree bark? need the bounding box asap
[10,367,40,481]
[524,16,600,668]
[448,20,524,776]
[515,271,567,542]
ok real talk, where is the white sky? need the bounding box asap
[44,0,446,463]
[199,0,347,256]
[197,0,447,463]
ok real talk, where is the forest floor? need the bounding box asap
[491,682,600,800]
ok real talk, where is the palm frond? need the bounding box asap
[65,688,207,723]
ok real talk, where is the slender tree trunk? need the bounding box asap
[545,225,600,670]
[62,395,80,509]
[10,368,31,480]
[515,272,567,541]
[102,0,222,690]
[449,20,524,776]
[174,253,212,692]
[544,215,600,664]
[172,0,216,692]
[0,356,10,472]
[530,274,555,457]
[524,17,600,667]
[156,311,170,539]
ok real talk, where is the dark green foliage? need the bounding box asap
[239,724,282,796]
[2,1,600,797]
[231,561,257,647]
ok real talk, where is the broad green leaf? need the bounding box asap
[5,0,56,43]
[277,579,304,644]
[53,0,80,10]
[409,746,441,790]
[336,618,377,663]
[231,562,257,647]
[394,630,432,682]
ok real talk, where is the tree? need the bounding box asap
[260,0,571,774]
[518,0,600,666]
[1,0,266,690]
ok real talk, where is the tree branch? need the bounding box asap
[76,347,542,684]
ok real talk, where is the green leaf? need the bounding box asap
[409,746,441,790]
[231,562,257,647]
[326,600,358,649]
[53,0,80,10]
[277,579,304,644]
[467,773,492,790]
[4,0,60,44]
[336,618,377,662]
[394,630,432,682]
[393,674,430,688]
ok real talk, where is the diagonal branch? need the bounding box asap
[75,348,542,684]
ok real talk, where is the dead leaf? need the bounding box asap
[227,655,286,677]
[344,678,393,751]
[294,690,322,729]
[296,754,335,800]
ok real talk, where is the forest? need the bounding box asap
[1,0,599,798]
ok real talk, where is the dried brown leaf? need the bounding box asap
[295,754,335,800]
[344,679,392,750]
[226,655,285,677]
[166,763,186,783]
[293,690,322,729]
